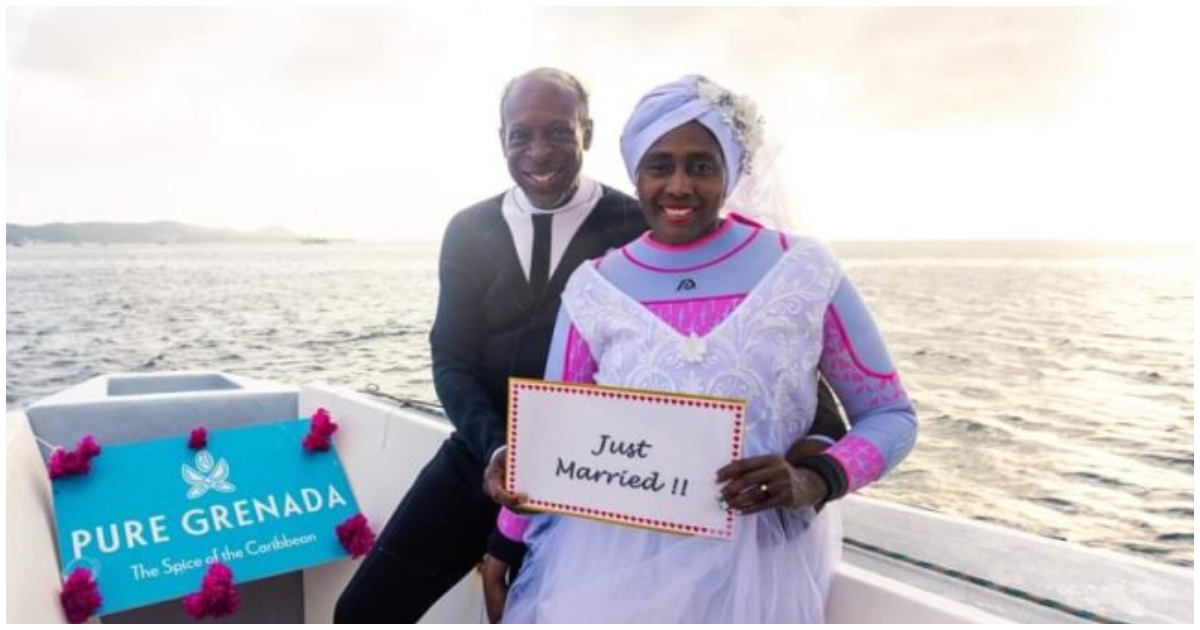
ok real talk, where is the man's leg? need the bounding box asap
[333,440,499,622]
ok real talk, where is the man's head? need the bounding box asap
[499,68,594,209]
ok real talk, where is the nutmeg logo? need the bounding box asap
[181,450,236,499]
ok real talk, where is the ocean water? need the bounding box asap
[6,240,1194,567]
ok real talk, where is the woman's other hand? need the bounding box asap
[716,455,828,514]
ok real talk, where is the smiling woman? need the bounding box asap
[494,74,919,623]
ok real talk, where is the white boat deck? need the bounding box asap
[5,377,1193,623]
[840,498,1193,624]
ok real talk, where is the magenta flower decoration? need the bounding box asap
[183,563,240,620]
[60,567,102,624]
[48,436,102,479]
[188,427,208,450]
[302,407,339,452]
[336,513,377,559]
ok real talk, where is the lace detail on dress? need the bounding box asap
[826,435,886,493]
[508,235,846,624]
[561,237,840,457]
[820,307,903,407]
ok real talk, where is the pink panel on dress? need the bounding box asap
[562,326,598,384]
[563,297,746,376]
[820,307,904,406]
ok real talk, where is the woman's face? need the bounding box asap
[635,121,727,246]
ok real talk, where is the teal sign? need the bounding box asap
[51,420,362,615]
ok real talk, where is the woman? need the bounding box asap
[498,75,918,623]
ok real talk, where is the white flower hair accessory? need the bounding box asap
[696,76,765,175]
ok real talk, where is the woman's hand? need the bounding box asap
[482,447,529,509]
[716,455,828,514]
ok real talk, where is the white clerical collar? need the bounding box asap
[502,176,604,281]
[509,177,601,216]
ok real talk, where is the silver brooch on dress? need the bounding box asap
[680,332,707,364]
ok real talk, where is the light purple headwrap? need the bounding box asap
[619,75,762,197]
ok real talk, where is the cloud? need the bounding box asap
[10,7,234,82]
[530,7,1113,127]
[6,6,1191,242]
[837,7,1114,126]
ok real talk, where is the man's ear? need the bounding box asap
[582,119,594,151]
[498,127,507,153]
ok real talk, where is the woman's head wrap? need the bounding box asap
[619,75,764,197]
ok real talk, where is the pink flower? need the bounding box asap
[188,427,208,450]
[182,563,240,620]
[302,407,339,452]
[336,514,377,559]
[60,567,102,623]
[48,436,102,479]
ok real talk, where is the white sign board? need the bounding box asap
[507,379,746,539]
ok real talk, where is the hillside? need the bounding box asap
[6,221,302,244]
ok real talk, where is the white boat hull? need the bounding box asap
[6,373,1191,623]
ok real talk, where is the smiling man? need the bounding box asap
[332,67,647,623]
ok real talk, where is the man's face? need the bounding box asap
[500,78,593,209]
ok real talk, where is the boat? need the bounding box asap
[5,371,1192,623]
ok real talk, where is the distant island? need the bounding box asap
[6,221,315,245]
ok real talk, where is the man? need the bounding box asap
[333,67,647,623]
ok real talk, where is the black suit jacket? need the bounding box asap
[429,185,646,466]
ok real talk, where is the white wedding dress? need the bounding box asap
[502,238,844,623]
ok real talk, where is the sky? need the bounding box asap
[6,6,1199,243]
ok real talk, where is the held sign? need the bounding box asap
[506,379,745,539]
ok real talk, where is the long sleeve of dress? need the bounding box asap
[800,278,918,500]
[543,306,594,383]
[497,241,919,537]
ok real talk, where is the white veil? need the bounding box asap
[722,139,812,237]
